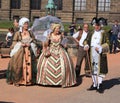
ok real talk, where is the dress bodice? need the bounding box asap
[21,36,32,44]
[49,36,62,55]
[49,34,62,47]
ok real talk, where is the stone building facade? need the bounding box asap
[0,0,120,23]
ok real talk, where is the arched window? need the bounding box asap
[54,0,62,10]
[30,0,41,10]
[75,0,86,11]
[11,0,21,9]
[98,0,111,11]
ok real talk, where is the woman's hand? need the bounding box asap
[22,43,26,47]
[25,43,30,47]
[22,43,30,47]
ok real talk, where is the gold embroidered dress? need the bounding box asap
[6,31,37,85]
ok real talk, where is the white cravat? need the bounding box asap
[91,30,101,47]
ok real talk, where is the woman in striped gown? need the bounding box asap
[37,23,76,87]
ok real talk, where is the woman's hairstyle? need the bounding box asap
[51,23,61,31]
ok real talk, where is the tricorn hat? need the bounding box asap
[91,17,107,27]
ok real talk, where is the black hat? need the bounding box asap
[91,17,107,26]
[91,17,98,26]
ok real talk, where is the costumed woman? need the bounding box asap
[37,23,76,87]
[6,17,38,86]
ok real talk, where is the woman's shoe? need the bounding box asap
[14,83,20,87]
[7,81,13,85]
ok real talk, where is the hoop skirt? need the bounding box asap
[37,38,76,87]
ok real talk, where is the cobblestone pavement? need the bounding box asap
[0,52,120,103]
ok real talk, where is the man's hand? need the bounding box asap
[84,45,89,51]
[95,45,102,54]
[95,47,99,52]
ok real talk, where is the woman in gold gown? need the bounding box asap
[6,17,37,86]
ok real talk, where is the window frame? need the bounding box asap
[53,0,62,10]
[11,0,21,9]
[74,0,86,11]
[30,0,41,10]
[98,0,111,12]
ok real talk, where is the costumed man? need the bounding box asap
[84,19,109,93]
[73,23,91,77]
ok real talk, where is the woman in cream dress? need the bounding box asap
[37,23,76,87]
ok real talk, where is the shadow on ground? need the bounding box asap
[0,101,14,103]
[103,77,120,90]
[0,56,10,58]
[0,69,6,79]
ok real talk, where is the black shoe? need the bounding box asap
[87,85,97,91]
[96,84,104,93]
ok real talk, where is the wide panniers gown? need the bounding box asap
[37,38,76,87]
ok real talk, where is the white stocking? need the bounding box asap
[92,75,97,87]
[97,76,103,89]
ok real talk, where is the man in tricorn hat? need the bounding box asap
[84,19,109,93]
